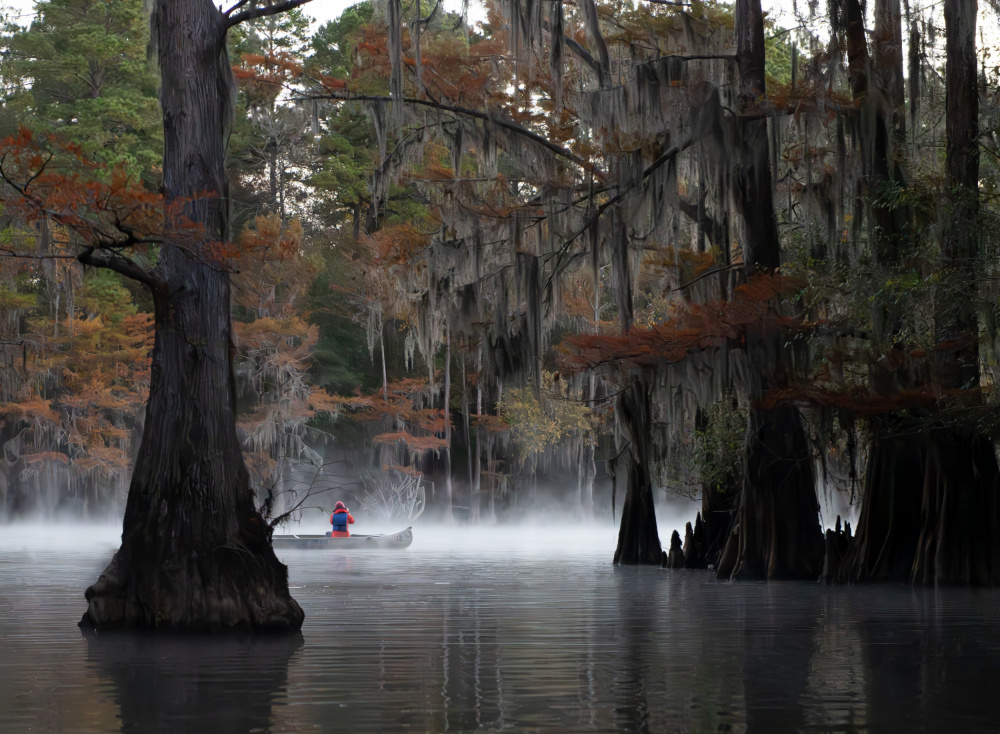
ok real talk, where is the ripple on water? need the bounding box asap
[2,524,1000,732]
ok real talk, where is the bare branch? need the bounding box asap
[672,264,741,292]
[223,0,253,16]
[414,0,440,26]
[77,246,157,287]
[0,247,78,261]
[226,0,314,29]
[540,19,603,76]
[297,91,595,173]
[544,137,695,277]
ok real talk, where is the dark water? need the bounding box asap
[2,524,1000,733]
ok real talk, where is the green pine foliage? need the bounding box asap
[5,0,161,179]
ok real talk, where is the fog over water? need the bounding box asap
[3,519,1000,732]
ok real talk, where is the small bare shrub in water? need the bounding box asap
[356,470,426,522]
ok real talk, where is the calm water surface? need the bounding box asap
[2,523,1000,733]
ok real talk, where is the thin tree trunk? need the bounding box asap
[66,274,74,349]
[939,0,980,391]
[278,159,286,224]
[473,342,482,521]
[442,326,454,521]
[268,145,278,212]
[874,0,906,161]
[462,349,474,513]
[734,0,779,273]
[380,322,388,402]
[80,0,303,631]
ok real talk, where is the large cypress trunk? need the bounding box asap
[840,0,999,586]
[725,406,825,579]
[841,425,1000,584]
[80,0,303,631]
[715,0,824,579]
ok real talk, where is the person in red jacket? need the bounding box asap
[329,501,355,537]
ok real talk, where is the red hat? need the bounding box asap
[334,501,346,510]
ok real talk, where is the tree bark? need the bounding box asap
[734,0,779,273]
[609,201,661,564]
[717,0,824,580]
[612,381,662,565]
[939,0,980,391]
[841,0,999,586]
[840,426,1000,584]
[846,0,911,280]
[727,405,825,580]
[838,0,915,582]
[80,0,303,631]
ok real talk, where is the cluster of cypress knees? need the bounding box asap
[661,512,854,583]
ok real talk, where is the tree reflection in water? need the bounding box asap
[84,632,302,733]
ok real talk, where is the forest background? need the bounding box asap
[0,0,997,581]
[0,0,622,526]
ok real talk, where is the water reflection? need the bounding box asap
[741,586,819,733]
[853,592,1000,732]
[5,528,1000,732]
[613,569,654,733]
[85,633,302,733]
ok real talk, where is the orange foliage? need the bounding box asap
[21,451,70,465]
[758,385,938,416]
[236,215,303,262]
[232,51,303,108]
[373,431,449,453]
[349,26,496,114]
[363,224,430,265]
[472,414,507,433]
[0,128,223,265]
[334,377,455,470]
[560,274,805,371]
[0,397,61,424]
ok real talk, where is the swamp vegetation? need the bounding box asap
[0,0,995,629]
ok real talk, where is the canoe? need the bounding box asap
[272,526,413,550]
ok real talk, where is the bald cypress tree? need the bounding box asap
[79,0,312,632]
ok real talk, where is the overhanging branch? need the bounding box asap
[225,0,314,29]
[543,136,695,279]
[297,91,594,174]
[540,19,603,77]
[77,246,157,287]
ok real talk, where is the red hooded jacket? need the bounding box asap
[330,501,354,537]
